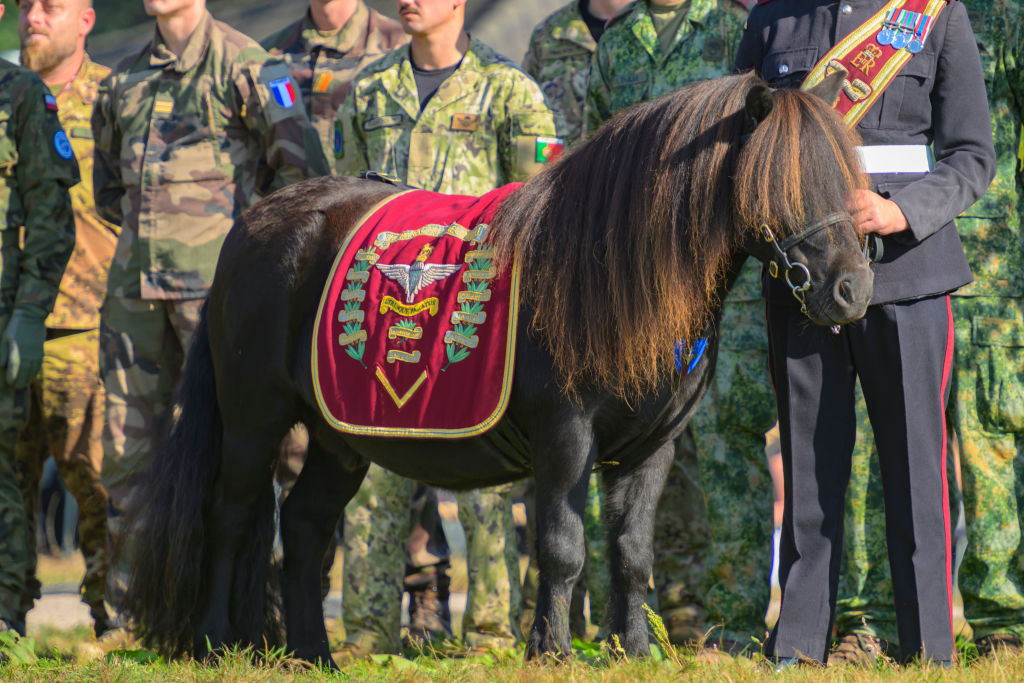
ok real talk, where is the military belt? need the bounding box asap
[856,144,934,174]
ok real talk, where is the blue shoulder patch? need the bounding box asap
[53,130,73,160]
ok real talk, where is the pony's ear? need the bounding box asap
[807,69,845,106]
[744,84,774,127]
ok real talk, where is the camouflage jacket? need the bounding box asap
[522,1,596,146]
[955,0,1023,298]
[0,58,78,318]
[92,11,330,300]
[586,0,748,132]
[336,38,558,195]
[262,1,408,162]
[47,55,120,330]
[587,0,754,300]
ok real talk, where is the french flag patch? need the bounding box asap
[44,94,58,111]
[269,77,296,109]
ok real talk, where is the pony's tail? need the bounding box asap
[121,305,222,657]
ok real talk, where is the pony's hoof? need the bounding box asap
[524,633,570,663]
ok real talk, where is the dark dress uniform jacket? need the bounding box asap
[736,0,996,304]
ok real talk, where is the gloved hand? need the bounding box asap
[0,306,48,388]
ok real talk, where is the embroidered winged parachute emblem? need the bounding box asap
[375,244,460,303]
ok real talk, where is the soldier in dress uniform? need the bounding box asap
[736,0,996,665]
[335,0,558,656]
[838,0,1024,662]
[587,0,767,652]
[12,0,116,640]
[92,0,328,634]
[0,0,79,639]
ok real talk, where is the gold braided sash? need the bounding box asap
[801,0,948,127]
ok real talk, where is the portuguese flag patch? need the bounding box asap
[535,136,564,163]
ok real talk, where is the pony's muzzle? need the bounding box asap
[830,265,873,323]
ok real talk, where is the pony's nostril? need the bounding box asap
[835,278,854,306]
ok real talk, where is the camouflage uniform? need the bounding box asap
[945,0,1024,644]
[522,1,597,146]
[13,55,117,636]
[261,1,407,161]
[92,11,328,608]
[837,0,1024,650]
[587,0,765,646]
[336,38,556,651]
[586,0,749,132]
[0,57,79,633]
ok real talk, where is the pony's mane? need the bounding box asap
[490,73,864,398]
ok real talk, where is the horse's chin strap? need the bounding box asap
[760,212,849,334]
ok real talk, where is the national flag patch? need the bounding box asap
[269,77,297,109]
[314,73,333,94]
[534,136,564,163]
[44,94,58,111]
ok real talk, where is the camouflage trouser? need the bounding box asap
[653,428,711,642]
[948,295,1024,640]
[835,384,899,644]
[688,298,776,646]
[455,484,521,648]
[341,464,412,653]
[100,296,204,611]
[0,380,30,629]
[342,465,521,651]
[14,329,109,620]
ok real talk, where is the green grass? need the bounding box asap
[4,608,1024,681]
[2,637,1024,682]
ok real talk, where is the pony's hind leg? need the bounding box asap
[196,426,285,655]
[280,438,367,666]
[526,420,595,660]
[601,441,675,656]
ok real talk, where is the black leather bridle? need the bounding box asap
[755,211,881,333]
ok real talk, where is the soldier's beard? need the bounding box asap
[20,36,76,76]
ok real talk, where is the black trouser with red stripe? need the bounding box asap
[764,294,955,663]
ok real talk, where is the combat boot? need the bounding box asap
[976,633,1023,658]
[89,600,114,638]
[404,561,452,645]
[827,631,889,666]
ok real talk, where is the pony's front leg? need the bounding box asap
[601,441,674,656]
[280,440,367,666]
[526,418,595,660]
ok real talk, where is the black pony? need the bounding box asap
[124,73,871,664]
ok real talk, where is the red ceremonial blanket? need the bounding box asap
[313,183,522,438]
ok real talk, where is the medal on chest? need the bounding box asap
[878,7,935,53]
